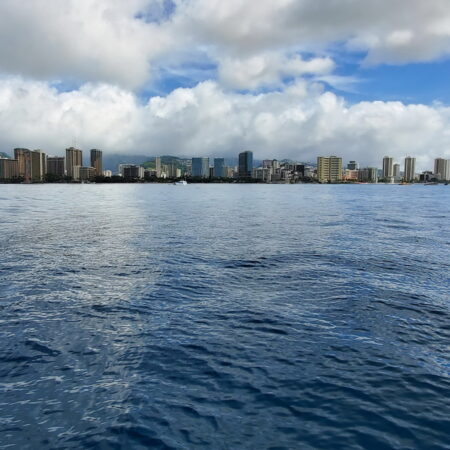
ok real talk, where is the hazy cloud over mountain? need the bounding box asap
[1,0,450,168]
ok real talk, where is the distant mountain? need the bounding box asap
[142,155,190,170]
[0,151,10,158]
[104,154,194,171]
[103,154,268,171]
[103,154,154,171]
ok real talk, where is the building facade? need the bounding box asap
[31,150,46,182]
[317,156,343,183]
[359,167,378,183]
[90,149,103,176]
[434,158,450,181]
[14,148,32,182]
[192,157,210,178]
[66,147,83,179]
[47,157,65,177]
[13,148,46,182]
[238,151,253,179]
[0,158,19,180]
[253,167,271,182]
[404,156,416,182]
[344,169,359,181]
[382,156,394,180]
[155,157,162,178]
[123,165,144,179]
[167,163,180,178]
[347,161,359,170]
[213,158,225,177]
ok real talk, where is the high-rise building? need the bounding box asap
[404,156,416,182]
[123,165,144,179]
[14,148,46,182]
[47,157,65,177]
[72,166,81,181]
[90,149,102,177]
[420,171,434,182]
[31,150,46,182]
[434,158,449,181]
[14,148,32,182]
[344,169,359,181]
[0,158,19,180]
[347,161,359,170]
[80,167,96,181]
[72,166,96,181]
[238,151,253,179]
[213,158,225,177]
[359,167,378,183]
[253,167,271,182]
[317,156,343,183]
[66,147,82,179]
[155,156,161,178]
[393,163,401,178]
[382,156,394,179]
[225,166,234,178]
[192,157,210,178]
[167,163,180,178]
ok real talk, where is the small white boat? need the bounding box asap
[174,180,188,185]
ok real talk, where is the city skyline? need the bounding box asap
[2,146,450,184]
[0,146,446,173]
[0,2,450,169]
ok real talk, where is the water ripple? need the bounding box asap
[0,184,449,449]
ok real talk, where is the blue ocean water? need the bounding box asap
[0,184,449,449]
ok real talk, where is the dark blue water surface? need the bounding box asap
[1,184,449,449]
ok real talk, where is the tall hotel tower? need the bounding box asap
[238,151,253,179]
[382,156,394,180]
[31,150,47,182]
[434,158,449,181]
[14,148,32,182]
[192,157,210,178]
[155,156,162,178]
[90,149,103,176]
[66,147,82,179]
[317,156,343,183]
[404,156,416,182]
[213,158,225,178]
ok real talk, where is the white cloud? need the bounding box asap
[0,0,174,88]
[218,54,334,90]
[1,77,450,171]
[173,0,450,67]
[1,0,450,89]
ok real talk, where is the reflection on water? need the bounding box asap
[1,184,450,449]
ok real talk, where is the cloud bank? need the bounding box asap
[1,78,449,170]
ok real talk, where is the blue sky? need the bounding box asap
[0,0,450,169]
[333,58,450,105]
[144,57,450,106]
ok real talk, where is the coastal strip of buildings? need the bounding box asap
[1,147,450,184]
[0,147,103,183]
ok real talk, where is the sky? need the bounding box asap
[1,0,450,169]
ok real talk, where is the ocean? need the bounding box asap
[1,184,449,449]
